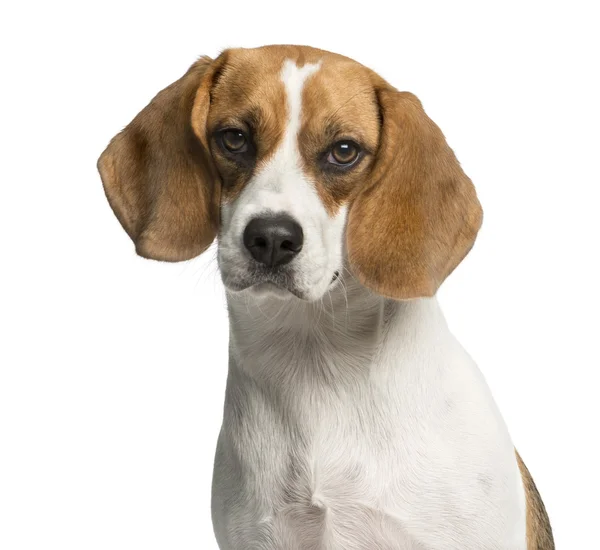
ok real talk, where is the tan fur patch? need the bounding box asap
[98,57,220,261]
[346,85,483,300]
[516,451,555,549]
[202,47,290,202]
[299,54,381,215]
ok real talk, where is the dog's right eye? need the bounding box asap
[329,141,360,165]
[220,129,248,153]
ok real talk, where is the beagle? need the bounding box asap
[98,45,554,549]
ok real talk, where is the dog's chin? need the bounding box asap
[223,270,341,302]
[226,277,309,300]
[248,282,300,300]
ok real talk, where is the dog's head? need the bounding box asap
[98,45,482,301]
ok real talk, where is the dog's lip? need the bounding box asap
[225,276,306,299]
[223,267,340,300]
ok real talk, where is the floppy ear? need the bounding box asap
[347,87,483,299]
[97,56,222,261]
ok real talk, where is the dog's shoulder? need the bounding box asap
[516,451,555,549]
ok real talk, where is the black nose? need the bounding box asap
[243,215,304,267]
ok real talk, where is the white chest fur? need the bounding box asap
[211,286,526,549]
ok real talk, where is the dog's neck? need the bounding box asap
[224,273,450,398]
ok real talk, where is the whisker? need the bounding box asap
[327,286,335,327]
[338,272,350,329]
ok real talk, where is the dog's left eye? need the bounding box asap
[220,129,248,153]
[327,140,361,167]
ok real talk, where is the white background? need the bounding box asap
[1,1,598,548]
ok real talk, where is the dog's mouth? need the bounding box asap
[225,269,341,299]
[225,265,302,298]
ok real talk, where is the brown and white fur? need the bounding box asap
[98,45,554,549]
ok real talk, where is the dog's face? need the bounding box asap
[211,49,381,301]
[99,45,482,301]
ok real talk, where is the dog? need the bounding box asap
[98,45,553,549]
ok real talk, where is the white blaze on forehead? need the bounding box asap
[236,58,321,200]
[250,59,322,196]
[280,59,321,149]
[218,58,346,301]
[233,59,322,198]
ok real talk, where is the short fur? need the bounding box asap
[98,56,220,261]
[516,452,555,549]
[99,45,553,549]
[347,87,483,299]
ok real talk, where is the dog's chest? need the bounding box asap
[212,301,526,549]
[271,405,421,550]
[213,370,526,550]
[217,389,422,550]
[213,375,514,550]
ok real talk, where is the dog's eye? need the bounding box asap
[221,129,248,153]
[327,141,361,166]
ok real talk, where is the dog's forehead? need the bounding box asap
[208,46,378,134]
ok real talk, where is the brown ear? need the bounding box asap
[347,88,483,299]
[97,56,221,261]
